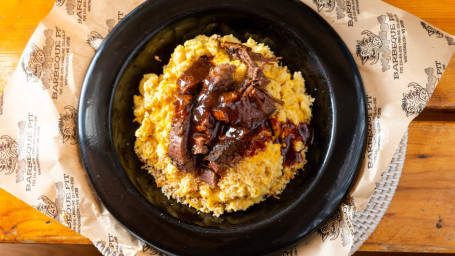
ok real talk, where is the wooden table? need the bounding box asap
[1,0,455,254]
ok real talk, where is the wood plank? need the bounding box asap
[360,120,455,253]
[0,189,90,244]
[0,244,102,256]
[383,0,455,29]
[0,244,453,256]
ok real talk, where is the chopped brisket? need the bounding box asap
[204,63,237,92]
[177,56,212,95]
[220,41,279,88]
[191,64,236,154]
[169,44,293,185]
[205,126,248,173]
[206,139,239,173]
[197,168,217,186]
[212,87,277,130]
[218,91,240,108]
[192,134,209,154]
[207,140,244,173]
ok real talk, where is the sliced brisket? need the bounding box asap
[169,95,198,173]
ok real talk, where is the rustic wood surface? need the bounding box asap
[0,0,454,254]
[0,244,452,256]
[0,188,90,244]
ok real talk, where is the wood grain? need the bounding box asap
[0,244,102,256]
[360,120,455,253]
[0,189,90,244]
[0,244,452,256]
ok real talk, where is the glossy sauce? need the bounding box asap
[241,123,272,157]
[271,119,313,167]
[177,56,212,95]
[170,48,312,183]
[239,119,312,167]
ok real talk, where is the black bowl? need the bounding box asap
[78,0,366,255]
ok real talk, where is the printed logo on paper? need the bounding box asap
[421,22,455,47]
[106,19,116,32]
[445,35,455,46]
[15,115,43,191]
[21,28,72,100]
[55,0,65,7]
[355,14,408,80]
[61,174,82,232]
[34,175,83,232]
[96,234,125,256]
[421,21,444,38]
[86,19,117,51]
[401,82,429,117]
[34,182,65,220]
[86,31,105,51]
[35,195,59,219]
[355,30,382,65]
[21,43,46,83]
[61,0,89,24]
[313,0,336,12]
[312,0,360,27]
[341,196,356,247]
[318,197,355,247]
[21,29,54,88]
[0,135,19,175]
[52,26,71,100]
[95,240,125,256]
[318,208,342,242]
[424,60,446,96]
[65,0,75,15]
[58,105,78,145]
[55,0,75,16]
[425,67,437,95]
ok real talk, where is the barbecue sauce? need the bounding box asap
[169,42,313,186]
